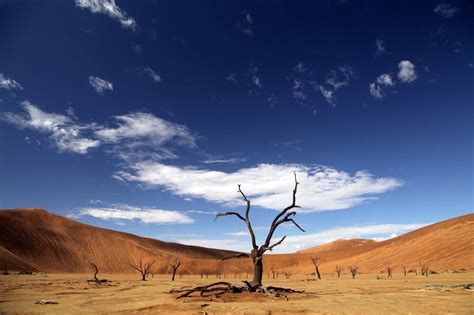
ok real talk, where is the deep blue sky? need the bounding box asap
[0,0,472,252]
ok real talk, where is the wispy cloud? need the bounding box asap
[375,39,387,55]
[202,157,247,164]
[398,60,417,83]
[142,67,161,82]
[71,203,194,224]
[131,44,142,54]
[239,11,253,36]
[316,65,355,106]
[0,102,196,158]
[369,74,395,100]
[0,73,23,91]
[369,60,416,100]
[0,101,100,154]
[89,76,113,95]
[226,231,248,237]
[75,0,138,30]
[115,162,402,212]
[434,3,459,18]
[248,65,263,95]
[369,83,384,100]
[226,73,237,83]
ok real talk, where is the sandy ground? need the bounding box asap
[0,273,472,314]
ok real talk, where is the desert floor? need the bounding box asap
[0,273,473,314]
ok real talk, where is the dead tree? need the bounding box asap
[216,173,305,289]
[335,265,342,278]
[171,174,307,298]
[387,266,393,278]
[271,267,277,279]
[2,262,9,275]
[402,265,407,277]
[129,258,155,281]
[420,262,429,277]
[348,265,358,279]
[87,262,108,284]
[170,258,182,281]
[310,257,321,280]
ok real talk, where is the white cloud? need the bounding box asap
[376,74,394,86]
[1,102,196,158]
[94,112,195,146]
[369,83,384,100]
[317,65,355,106]
[369,74,394,100]
[0,73,23,90]
[434,3,459,18]
[177,222,427,253]
[398,60,417,83]
[240,11,253,36]
[375,39,387,55]
[114,163,402,212]
[252,75,262,89]
[202,157,247,164]
[0,101,100,154]
[143,67,161,82]
[72,203,193,224]
[75,0,137,30]
[292,79,307,100]
[318,86,335,104]
[226,231,249,237]
[131,44,142,54]
[226,73,237,83]
[293,62,308,74]
[89,76,113,94]
[247,65,263,95]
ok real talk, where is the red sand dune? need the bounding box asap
[0,208,472,275]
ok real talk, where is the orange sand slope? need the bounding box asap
[0,208,237,273]
[0,208,472,274]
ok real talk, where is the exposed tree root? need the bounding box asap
[170,281,304,300]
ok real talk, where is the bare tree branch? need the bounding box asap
[289,219,305,232]
[263,235,286,252]
[238,184,258,251]
[264,172,301,247]
[214,211,245,222]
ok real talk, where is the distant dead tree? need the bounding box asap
[87,262,108,284]
[170,258,182,281]
[215,173,305,289]
[2,262,9,275]
[284,271,291,279]
[310,257,321,280]
[402,265,407,277]
[335,265,342,278]
[387,266,393,278]
[348,265,358,279]
[271,267,277,279]
[420,262,429,277]
[129,258,155,281]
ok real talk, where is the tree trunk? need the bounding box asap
[315,266,321,280]
[172,269,177,281]
[251,255,263,286]
[142,273,146,281]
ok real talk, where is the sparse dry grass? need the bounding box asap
[0,272,473,314]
